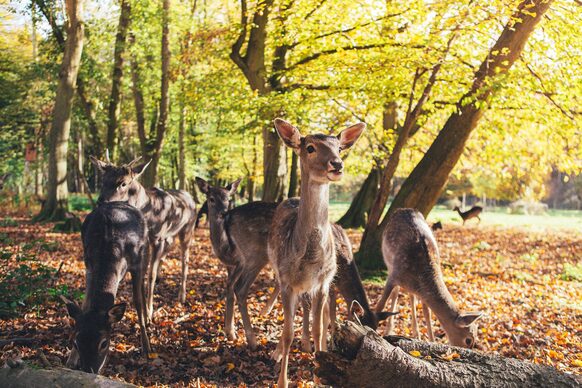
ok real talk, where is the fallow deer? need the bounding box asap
[62,201,151,374]
[268,118,366,387]
[90,155,197,320]
[375,208,483,348]
[454,205,483,225]
[195,177,277,350]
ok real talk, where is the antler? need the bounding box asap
[105,149,111,164]
[126,156,142,168]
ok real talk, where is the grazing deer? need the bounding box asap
[195,177,277,350]
[375,208,483,348]
[268,118,366,388]
[431,221,443,231]
[62,202,151,374]
[90,155,197,319]
[454,205,483,225]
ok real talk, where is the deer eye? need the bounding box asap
[465,337,473,347]
[99,339,109,351]
[209,197,215,203]
[306,145,315,153]
[120,182,127,188]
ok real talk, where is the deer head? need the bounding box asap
[195,177,241,217]
[445,312,484,348]
[90,155,150,204]
[62,296,127,374]
[273,119,366,183]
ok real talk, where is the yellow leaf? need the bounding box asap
[571,359,582,368]
[409,350,421,357]
[226,363,235,371]
[147,352,159,359]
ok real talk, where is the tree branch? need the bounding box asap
[304,0,327,20]
[230,0,249,72]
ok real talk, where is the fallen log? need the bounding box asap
[315,321,581,387]
[0,365,135,388]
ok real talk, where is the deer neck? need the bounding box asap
[84,270,120,312]
[419,279,461,333]
[128,181,150,210]
[207,209,233,259]
[295,171,330,239]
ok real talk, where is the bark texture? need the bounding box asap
[315,321,581,388]
[105,0,131,156]
[0,366,135,387]
[36,0,84,221]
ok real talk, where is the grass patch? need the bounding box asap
[561,263,582,282]
[0,217,18,227]
[361,268,387,285]
[69,194,96,212]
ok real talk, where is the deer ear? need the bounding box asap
[195,177,210,194]
[337,123,366,150]
[108,303,127,324]
[89,156,109,172]
[226,178,242,196]
[274,118,302,149]
[455,312,483,327]
[60,295,82,320]
[132,159,151,180]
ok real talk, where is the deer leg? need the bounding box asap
[273,287,298,388]
[225,266,242,341]
[233,267,261,350]
[385,286,400,336]
[375,278,396,312]
[261,282,280,316]
[177,228,193,303]
[422,303,435,342]
[301,297,312,353]
[410,293,420,339]
[147,241,165,322]
[327,287,336,337]
[312,288,327,352]
[131,268,152,355]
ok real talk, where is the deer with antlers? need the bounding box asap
[90,153,197,320]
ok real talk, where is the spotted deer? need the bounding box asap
[268,118,365,387]
[90,155,197,320]
[375,208,483,348]
[62,202,151,374]
[195,177,277,350]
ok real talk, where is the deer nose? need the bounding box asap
[329,160,343,171]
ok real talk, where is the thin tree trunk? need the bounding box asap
[337,168,380,228]
[287,150,299,198]
[129,39,147,157]
[143,0,171,187]
[105,0,131,157]
[358,0,552,268]
[178,96,186,190]
[36,0,84,222]
[262,126,287,201]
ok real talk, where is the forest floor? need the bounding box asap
[0,211,581,387]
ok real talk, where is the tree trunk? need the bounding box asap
[143,0,171,188]
[178,97,186,190]
[358,0,553,267]
[315,322,581,388]
[105,0,131,157]
[0,365,135,387]
[129,42,147,157]
[36,0,84,222]
[287,150,299,198]
[262,126,287,202]
[337,168,380,228]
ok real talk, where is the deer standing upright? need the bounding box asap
[90,155,197,319]
[63,202,151,374]
[454,205,483,225]
[195,177,277,350]
[268,118,365,388]
[375,208,483,348]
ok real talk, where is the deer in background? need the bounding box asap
[268,118,366,388]
[62,202,151,374]
[195,177,277,350]
[90,155,197,320]
[375,208,483,348]
[454,205,483,225]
